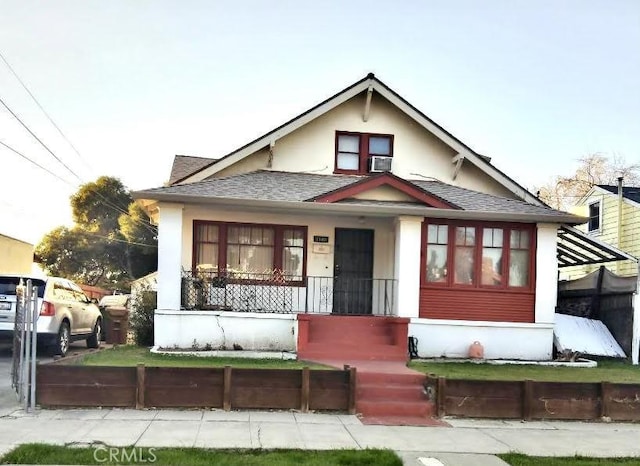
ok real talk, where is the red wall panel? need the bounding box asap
[420,288,535,323]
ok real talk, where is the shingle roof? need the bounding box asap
[137,170,571,219]
[145,170,364,201]
[412,180,568,217]
[169,155,217,185]
[597,185,640,204]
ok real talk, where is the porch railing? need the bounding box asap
[180,270,396,316]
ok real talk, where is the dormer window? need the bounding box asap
[335,131,393,174]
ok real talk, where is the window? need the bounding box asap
[588,201,600,232]
[422,221,534,290]
[226,226,274,275]
[193,221,307,283]
[335,132,393,174]
[509,230,530,287]
[481,228,503,286]
[426,225,448,282]
[454,226,476,285]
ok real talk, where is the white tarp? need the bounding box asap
[554,313,626,358]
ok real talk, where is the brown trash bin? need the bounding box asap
[105,306,129,345]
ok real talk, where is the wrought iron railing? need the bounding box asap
[181,270,396,315]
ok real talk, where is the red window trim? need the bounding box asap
[334,131,394,175]
[420,219,537,293]
[192,220,308,286]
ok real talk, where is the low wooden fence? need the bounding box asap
[36,365,356,413]
[426,375,640,421]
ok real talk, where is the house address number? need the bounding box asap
[313,235,329,243]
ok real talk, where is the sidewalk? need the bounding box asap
[1,405,640,465]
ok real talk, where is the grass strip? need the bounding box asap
[0,444,401,465]
[81,345,329,369]
[499,453,640,465]
[409,359,640,383]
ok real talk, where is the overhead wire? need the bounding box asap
[0,139,75,187]
[0,50,94,175]
[0,51,157,235]
[0,94,82,182]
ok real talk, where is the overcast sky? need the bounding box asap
[1,0,639,244]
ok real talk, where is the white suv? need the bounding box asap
[0,275,103,356]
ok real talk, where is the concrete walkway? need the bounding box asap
[1,405,640,465]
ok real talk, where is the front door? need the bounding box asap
[333,228,374,315]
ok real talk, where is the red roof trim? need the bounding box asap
[308,172,458,209]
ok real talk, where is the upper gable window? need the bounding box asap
[335,131,393,174]
[588,201,601,233]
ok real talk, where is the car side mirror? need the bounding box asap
[90,298,99,305]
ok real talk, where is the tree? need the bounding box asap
[537,153,640,211]
[35,177,157,289]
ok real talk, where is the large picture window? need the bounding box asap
[423,220,534,290]
[193,221,307,284]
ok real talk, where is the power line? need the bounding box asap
[0,139,75,187]
[0,50,94,176]
[0,53,155,233]
[0,95,156,233]
[77,230,158,248]
[0,94,81,182]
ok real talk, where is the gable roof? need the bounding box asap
[169,155,216,185]
[134,170,579,223]
[309,172,458,209]
[174,73,543,205]
[597,185,640,204]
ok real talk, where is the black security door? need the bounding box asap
[333,228,374,314]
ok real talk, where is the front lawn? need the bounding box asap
[409,359,640,383]
[0,444,402,465]
[500,453,640,465]
[81,345,330,369]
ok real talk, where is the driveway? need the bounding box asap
[0,341,97,412]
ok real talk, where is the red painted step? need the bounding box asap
[356,399,435,417]
[358,383,426,402]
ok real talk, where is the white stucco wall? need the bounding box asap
[409,318,554,360]
[157,203,184,311]
[394,216,422,318]
[535,223,559,324]
[155,309,297,351]
[209,94,515,199]
[181,205,396,280]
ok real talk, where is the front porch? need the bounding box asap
[180,270,398,315]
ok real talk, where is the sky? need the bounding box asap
[1,0,639,245]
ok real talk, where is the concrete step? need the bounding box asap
[308,333,394,345]
[299,349,407,362]
[356,399,435,417]
[357,383,427,402]
[357,371,425,385]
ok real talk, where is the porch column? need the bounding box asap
[394,216,423,318]
[157,202,184,311]
[535,223,559,324]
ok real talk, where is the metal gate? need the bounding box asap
[10,279,38,411]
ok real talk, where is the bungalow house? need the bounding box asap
[134,73,583,362]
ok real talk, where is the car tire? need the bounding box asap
[52,322,70,357]
[87,319,101,349]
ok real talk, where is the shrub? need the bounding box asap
[129,288,156,346]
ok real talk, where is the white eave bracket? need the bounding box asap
[267,140,276,168]
[363,85,374,122]
[452,153,464,180]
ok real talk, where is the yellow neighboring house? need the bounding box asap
[0,233,34,275]
[565,184,640,279]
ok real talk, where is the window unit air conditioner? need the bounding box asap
[369,156,392,173]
